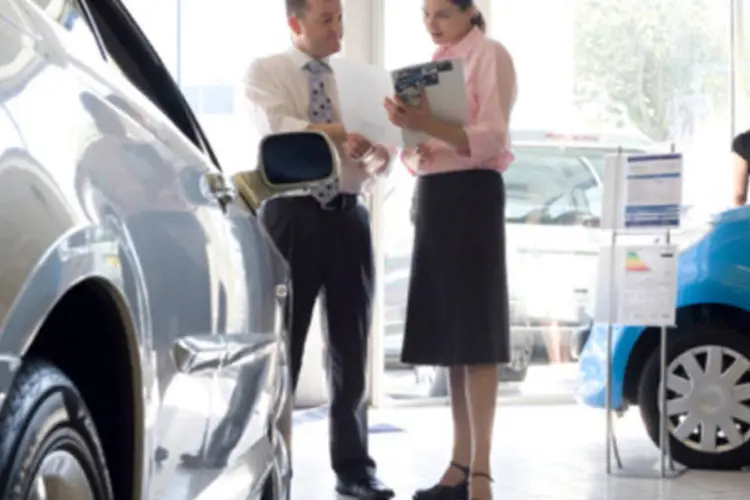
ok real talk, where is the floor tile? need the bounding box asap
[291,404,750,499]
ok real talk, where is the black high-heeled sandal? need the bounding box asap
[469,471,494,500]
[412,462,470,500]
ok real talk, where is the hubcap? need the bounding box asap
[665,345,750,453]
[27,450,95,500]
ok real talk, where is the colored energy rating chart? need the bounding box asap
[625,250,650,272]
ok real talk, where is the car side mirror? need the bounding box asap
[232,131,339,210]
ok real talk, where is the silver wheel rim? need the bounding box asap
[27,450,95,500]
[665,345,750,453]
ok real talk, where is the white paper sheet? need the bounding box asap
[624,153,683,229]
[594,244,678,326]
[330,57,403,147]
[600,152,683,230]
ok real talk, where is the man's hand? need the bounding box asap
[344,132,374,160]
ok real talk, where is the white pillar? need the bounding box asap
[343,0,388,408]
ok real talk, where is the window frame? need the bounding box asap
[25,0,109,61]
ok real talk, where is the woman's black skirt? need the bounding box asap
[401,169,511,366]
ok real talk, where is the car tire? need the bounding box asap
[0,360,115,500]
[427,367,449,398]
[638,328,750,470]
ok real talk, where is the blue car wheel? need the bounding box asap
[638,327,750,469]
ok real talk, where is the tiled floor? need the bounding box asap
[291,402,750,499]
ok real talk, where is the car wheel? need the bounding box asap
[499,364,529,383]
[0,360,114,500]
[501,341,532,383]
[638,328,750,469]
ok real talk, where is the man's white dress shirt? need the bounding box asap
[242,47,373,195]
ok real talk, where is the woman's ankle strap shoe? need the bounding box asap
[412,463,470,500]
[412,482,469,500]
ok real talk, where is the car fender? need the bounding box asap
[578,211,750,409]
[0,222,149,412]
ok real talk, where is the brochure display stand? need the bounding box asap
[595,146,687,479]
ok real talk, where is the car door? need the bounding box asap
[63,1,290,498]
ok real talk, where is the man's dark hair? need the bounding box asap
[286,0,308,17]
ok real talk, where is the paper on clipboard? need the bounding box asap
[391,58,468,148]
[330,57,403,146]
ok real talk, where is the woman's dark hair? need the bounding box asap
[450,0,486,32]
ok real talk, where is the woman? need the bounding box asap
[732,130,750,207]
[383,1,517,499]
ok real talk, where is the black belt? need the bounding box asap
[270,194,360,212]
[318,193,359,211]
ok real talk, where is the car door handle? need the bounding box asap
[203,172,236,206]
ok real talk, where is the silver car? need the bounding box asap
[0,0,337,498]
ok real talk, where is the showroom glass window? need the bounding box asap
[123,0,290,173]
[492,0,732,381]
[492,0,733,218]
[738,2,750,134]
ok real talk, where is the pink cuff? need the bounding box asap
[463,124,502,161]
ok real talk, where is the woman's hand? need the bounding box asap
[384,88,432,132]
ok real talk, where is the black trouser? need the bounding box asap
[260,194,375,477]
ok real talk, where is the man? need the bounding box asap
[242,0,394,498]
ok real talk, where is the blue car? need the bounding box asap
[576,205,750,470]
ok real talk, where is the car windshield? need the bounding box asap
[505,146,610,225]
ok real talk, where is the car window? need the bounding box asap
[28,0,106,63]
[74,0,221,169]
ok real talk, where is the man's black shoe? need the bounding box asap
[335,473,395,499]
